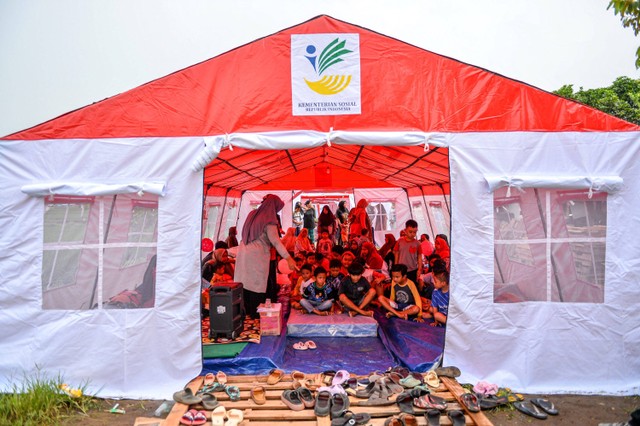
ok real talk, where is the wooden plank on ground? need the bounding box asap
[441,376,493,426]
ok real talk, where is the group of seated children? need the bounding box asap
[282,218,450,326]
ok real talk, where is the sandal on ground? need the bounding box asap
[413,393,447,411]
[297,387,315,408]
[180,409,196,426]
[425,371,440,388]
[478,394,510,410]
[250,386,266,405]
[395,391,414,414]
[305,340,317,349]
[383,416,403,426]
[314,390,332,416]
[330,393,350,419]
[399,413,418,426]
[332,369,351,386]
[173,387,202,405]
[200,392,219,410]
[447,410,466,426]
[293,341,308,350]
[433,365,461,378]
[266,368,285,385]
[281,389,305,411]
[425,409,441,426]
[460,392,480,413]
[530,397,559,415]
[226,408,243,426]
[225,385,241,401]
[203,372,215,386]
[210,406,226,426]
[215,370,227,385]
[513,401,548,420]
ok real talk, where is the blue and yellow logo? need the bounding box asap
[304,38,353,95]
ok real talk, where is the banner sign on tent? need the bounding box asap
[291,33,361,116]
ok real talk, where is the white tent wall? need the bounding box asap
[353,188,411,246]
[407,193,451,242]
[0,137,204,398]
[203,191,242,244]
[236,191,294,244]
[445,131,640,394]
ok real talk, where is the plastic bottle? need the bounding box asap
[265,298,272,308]
[154,400,174,417]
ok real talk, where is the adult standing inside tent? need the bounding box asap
[225,226,239,248]
[335,200,350,246]
[292,202,304,236]
[317,205,336,240]
[235,194,297,317]
[302,200,317,244]
[349,199,371,240]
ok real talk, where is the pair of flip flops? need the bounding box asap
[293,340,317,350]
[514,398,558,419]
[180,409,207,425]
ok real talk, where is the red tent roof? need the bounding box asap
[4,15,637,191]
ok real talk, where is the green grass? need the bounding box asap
[0,372,97,426]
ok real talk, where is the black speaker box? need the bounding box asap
[208,282,244,339]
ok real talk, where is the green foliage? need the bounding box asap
[553,76,640,124]
[608,0,640,68]
[0,372,96,426]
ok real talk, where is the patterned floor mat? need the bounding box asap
[201,315,261,345]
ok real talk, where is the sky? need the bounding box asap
[1,0,639,137]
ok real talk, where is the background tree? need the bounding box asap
[553,76,640,125]
[608,0,640,68]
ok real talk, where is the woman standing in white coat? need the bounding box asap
[235,194,297,317]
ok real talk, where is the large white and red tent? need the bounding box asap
[1,15,639,397]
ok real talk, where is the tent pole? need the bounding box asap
[202,183,213,238]
[437,183,450,215]
[89,194,117,309]
[420,186,436,238]
[215,188,230,243]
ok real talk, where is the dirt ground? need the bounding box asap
[61,394,639,425]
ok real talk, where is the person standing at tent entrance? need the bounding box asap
[235,194,297,317]
[302,200,317,244]
[335,200,350,246]
[349,199,372,243]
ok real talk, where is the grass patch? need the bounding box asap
[0,372,97,426]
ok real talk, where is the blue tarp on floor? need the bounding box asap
[202,307,444,375]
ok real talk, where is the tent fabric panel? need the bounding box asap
[446,131,640,394]
[0,136,203,398]
[6,16,638,142]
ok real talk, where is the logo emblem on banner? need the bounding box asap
[291,33,361,116]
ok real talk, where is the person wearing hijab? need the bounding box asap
[281,227,297,254]
[349,199,371,240]
[225,226,239,248]
[434,234,451,269]
[294,228,314,257]
[378,233,397,271]
[360,242,384,270]
[235,194,297,316]
[335,200,350,246]
[317,205,336,240]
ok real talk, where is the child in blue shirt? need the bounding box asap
[300,266,334,316]
[422,261,450,326]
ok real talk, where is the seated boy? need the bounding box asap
[327,259,345,313]
[300,266,334,316]
[338,261,376,317]
[291,263,314,311]
[378,263,422,321]
[422,261,450,326]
